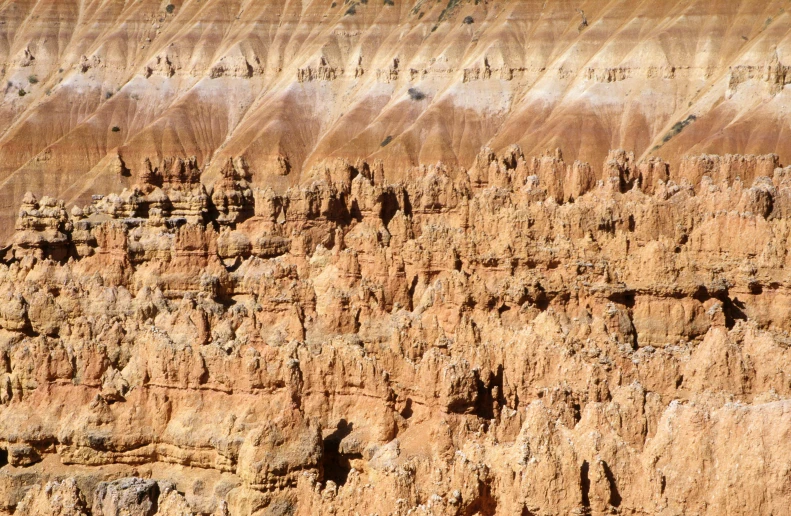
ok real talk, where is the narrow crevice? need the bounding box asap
[580,461,591,510]
[601,460,622,507]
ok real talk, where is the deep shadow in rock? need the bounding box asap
[601,460,622,507]
[463,480,497,516]
[400,398,413,419]
[580,460,591,510]
[322,419,361,487]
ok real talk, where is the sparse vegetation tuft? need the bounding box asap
[106,91,113,99]
[111,126,121,132]
[27,75,38,84]
[384,0,394,5]
[407,88,426,101]
[463,16,474,24]
[438,0,461,22]
[661,115,697,144]
[166,4,175,14]
[345,4,356,15]
[380,135,393,147]
[18,89,26,97]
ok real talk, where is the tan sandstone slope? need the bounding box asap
[0,0,790,239]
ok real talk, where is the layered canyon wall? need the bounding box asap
[0,0,789,239]
[1,0,791,514]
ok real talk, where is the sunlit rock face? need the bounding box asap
[2,0,791,513]
[1,144,791,514]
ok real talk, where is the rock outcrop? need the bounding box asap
[0,0,791,244]
[1,148,791,514]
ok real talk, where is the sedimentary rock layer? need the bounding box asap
[1,148,790,514]
[0,0,790,239]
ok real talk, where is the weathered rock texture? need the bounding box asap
[1,147,791,515]
[0,0,791,240]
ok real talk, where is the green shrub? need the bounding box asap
[408,88,426,100]
[380,135,393,147]
[18,89,26,97]
[27,75,38,84]
[111,126,121,132]
[661,115,697,144]
[166,4,175,14]
[438,0,461,22]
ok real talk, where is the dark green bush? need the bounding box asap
[661,115,697,144]
[408,88,426,100]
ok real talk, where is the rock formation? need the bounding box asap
[1,147,791,514]
[0,0,790,242]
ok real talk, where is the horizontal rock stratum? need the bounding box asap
[1,147,791,514]
[0,0,790,241]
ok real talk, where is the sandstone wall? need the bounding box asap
[0,148,790,515]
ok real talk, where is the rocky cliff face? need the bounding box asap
[0,0,790,240]
[1,146,791,515]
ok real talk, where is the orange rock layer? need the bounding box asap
[0,148,790,515]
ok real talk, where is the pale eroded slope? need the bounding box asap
[0,0,789,239]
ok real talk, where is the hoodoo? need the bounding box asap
[2,149,791,514]
[1,1,791,514]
